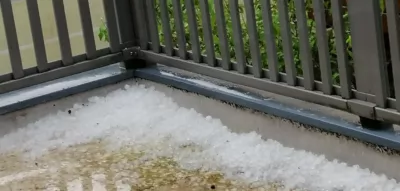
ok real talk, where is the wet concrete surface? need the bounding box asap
[1,78,400,190]
[0,140,281,191]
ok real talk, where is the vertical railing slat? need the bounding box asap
[313,0,333,94]
[214,0,231,70]
[331,0,352,99]
[146,0,160,53]
[243,0,262,77]
[386,0,400,111]
[26,0,48,71]
[172,0,187,59]
[159,0,173,56]
[277,0,296,86]
[261,0,279,82]
[185,0,201,63]
[0,0,24,79]
[52,0,73,65]
[199,0,216,67]
[102,0,120,53]
[133,0,149,49]
[294,0,314,90]
[77,0,97,59]
[229,0,246,74]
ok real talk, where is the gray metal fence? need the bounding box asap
[0,0,126,94]
[1,0,400,127]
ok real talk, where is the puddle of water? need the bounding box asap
[0,141,282,191]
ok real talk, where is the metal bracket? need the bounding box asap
[122,46,142,61]
[120,47,148,70]
[347,99,393,130]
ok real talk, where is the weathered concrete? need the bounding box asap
[1,78,400,184]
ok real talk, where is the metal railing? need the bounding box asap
[1,0,400,128]
[0,0,127,94]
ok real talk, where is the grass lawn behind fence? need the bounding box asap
[0,0,109,75]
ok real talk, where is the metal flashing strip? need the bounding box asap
[0,64,134,115]
[1,63,399,151]
[134,66,400,151]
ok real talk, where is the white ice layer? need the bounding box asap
[0,83,399,191]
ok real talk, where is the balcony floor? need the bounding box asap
[0,75,399,191]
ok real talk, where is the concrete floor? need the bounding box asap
[0,80,400,180]
[1,78,399,185]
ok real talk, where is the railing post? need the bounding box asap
[131,0,149,50]
[114,0,136,47]
[114,0,148,70]
[347,0,393,129]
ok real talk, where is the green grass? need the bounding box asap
[0,0,109,75]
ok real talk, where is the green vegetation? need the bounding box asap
[99,0,389,85]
